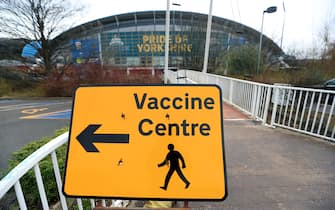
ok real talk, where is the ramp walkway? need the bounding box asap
[188,108,335,209]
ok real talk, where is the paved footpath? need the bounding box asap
[185,103,335,209]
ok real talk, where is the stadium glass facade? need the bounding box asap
[56,11,281,71]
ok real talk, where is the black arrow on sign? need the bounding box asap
[76,124,129,152]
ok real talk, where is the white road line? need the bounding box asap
[0,102,43,109]
[0,101,72,112]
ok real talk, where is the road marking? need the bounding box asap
[20,109,71,119]
[21,108,48,114]
[0,102,44,111]
[0,101,72,112]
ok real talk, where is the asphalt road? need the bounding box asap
[0,98,72,172]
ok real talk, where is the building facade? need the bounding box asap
[54,11,282,71]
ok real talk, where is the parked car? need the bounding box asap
[309,78,335,105]
[312,78,335,91]
[322,78,335,91]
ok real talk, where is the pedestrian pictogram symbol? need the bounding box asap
[158,144,190,190]
[63,84,227,200]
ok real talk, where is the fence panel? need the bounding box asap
[170,70,272,123]
[271,86,335,142]
[167,69,335,142]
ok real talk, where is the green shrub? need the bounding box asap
[72,199,92,210]
[216,44,260,76]
[0,78,13,96]
[0,78,44,97]
[3,127,69,209]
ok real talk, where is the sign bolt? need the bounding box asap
[165,113,170,120]
[121,113,126,119]
[118,158,123,166]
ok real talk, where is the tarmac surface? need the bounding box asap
[183,103,335,209]
[0,98,71,171]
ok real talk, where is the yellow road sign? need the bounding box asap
[63,85,227,200]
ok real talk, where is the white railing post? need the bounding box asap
[293,91,303,128]
[311,93,322,132]
[90,199,96,208]
[76,198,84,210]
[229,80,233,103]
[262,86,272,125]
[251,85,258,117]
[14,181,27,210]
[51,151,68,210]
[34,164,49,210]
[298,91,309,130]
[270,86,279,127]
[102,199,107,207]
[324,99,335,136]
[318,94,329,134]
[254,85,262,118]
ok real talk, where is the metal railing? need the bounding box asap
[270,86,335,141]
[167,69,335,142]
[167,70,273,124]
[0,132,110,210]
[0,132,69,209]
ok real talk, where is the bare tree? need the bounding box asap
[0,0,83,73]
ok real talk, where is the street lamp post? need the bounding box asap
[164,0,171,84]
[280,2,286,49]
[172,3,181,68]
[203,0,214,73]
[256,6,277,75]
[164,1,181,84]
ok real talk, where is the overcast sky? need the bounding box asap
[73,0,335,55]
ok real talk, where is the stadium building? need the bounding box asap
[53,10,283,71]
